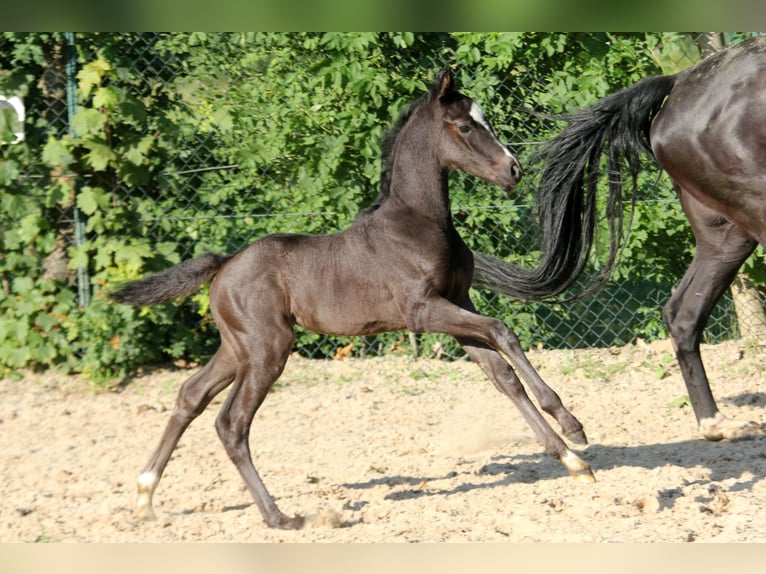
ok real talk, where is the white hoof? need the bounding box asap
[561,450,596,483]
[699,413,765,441]
[136,471,159,521]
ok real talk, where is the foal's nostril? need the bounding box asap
[510,160,522,181]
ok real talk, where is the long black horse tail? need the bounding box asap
[473,73,678,301]
[109,252,230,306]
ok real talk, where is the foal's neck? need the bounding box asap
[386,121,453,225]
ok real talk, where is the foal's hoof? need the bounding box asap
[571,468,597,484]
[269,514,306,530]
[561,450,596,483]
[135,504,157,521]
[137,509,158,521]
[565,428,589,446]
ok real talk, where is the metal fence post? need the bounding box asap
[65,32,91,307]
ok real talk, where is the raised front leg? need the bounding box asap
[459,337,594,482]
[460,298,586,444]
[664,187,764,440]
[486,329,587,445]
[406,293,593,482]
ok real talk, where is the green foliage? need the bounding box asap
[666,395,692,409]
[2,32,761,382]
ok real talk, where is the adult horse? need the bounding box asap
[110,69,593,530]
[474,35,766,442]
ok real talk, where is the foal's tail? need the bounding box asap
[473,74,678,301]
[109,252,230,306]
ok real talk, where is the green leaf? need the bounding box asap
[212,108,233,132]
[0,107,21,143]
[84,142,116,171]
[93,86,120,109]
[122,135,154,165]
[41,137,74,168]
[115,243,153,269]
[71,108,106,138]
[76,186,110,215]
[35,312,59,332]
[666,395,691,409]
[17,214,42,243]
[6,346,30,367]
[67,245,89,271]
[1,191,31,219]
[44,181,71,208]
[77,55,111,98]
[0,159,20,186]
[11,276,34,294]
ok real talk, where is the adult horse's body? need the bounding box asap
[475,35,766,441]
[111,69,592,530]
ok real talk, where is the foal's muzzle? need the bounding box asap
[500,155,523,191]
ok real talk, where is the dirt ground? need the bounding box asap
[2,338,765,543]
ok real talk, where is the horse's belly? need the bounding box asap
[291,290,406,337]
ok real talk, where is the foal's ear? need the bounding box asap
[434,68,455,101]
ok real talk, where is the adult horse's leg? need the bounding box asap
[663,187,764,440]
[136,347,237,520]
[407,295,593,481]
[213,319,303,529]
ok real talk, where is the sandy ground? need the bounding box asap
[1,338,765,543]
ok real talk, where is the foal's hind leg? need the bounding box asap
[136,348,237,520]
[213,322,303,529]
[664,188,764,440]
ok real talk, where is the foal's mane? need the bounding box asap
[358,81,439,217]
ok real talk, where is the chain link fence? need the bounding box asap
[8,32,766,363]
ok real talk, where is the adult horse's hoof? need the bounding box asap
[699,413,766,441]
[572,468,597,483]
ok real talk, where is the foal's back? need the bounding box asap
[208,219,425,338]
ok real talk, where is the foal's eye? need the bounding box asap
[459,125,471,134]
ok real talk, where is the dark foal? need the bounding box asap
[475,36,766,441]
[111,69,592,530]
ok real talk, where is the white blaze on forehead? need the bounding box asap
[469,102,513,157]
[469,102,492,131]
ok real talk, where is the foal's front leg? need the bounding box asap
[408,295,593,482]
[462,299,587,445]
[459,337,594,482]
